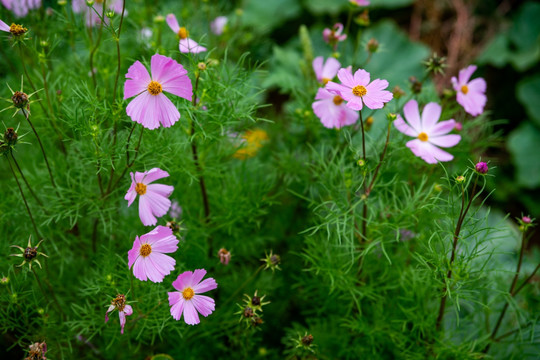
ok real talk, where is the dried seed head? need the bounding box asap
[301,334,314,346]
[243,306,254,318]
[12,91,29,109]
[251,295,261,306]
[9,23,27,37]
[4,128,18,146]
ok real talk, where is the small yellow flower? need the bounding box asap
[233,129,269,159]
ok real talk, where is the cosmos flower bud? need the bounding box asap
[355,10,370,26]
[58,0,67,6]
[456,175,465,184]
[454,122,463,131]
[518,215,534,233]
[522,216,531,224]
[106,10,115,18]
[197,62,207,71]
[366,38,379,53]
[475,162,488,174]
[11,91,29,109]
[387,113,397,121]
[218,248,231,265]
[154,15,164,23]
[357,159,366,167]
[424,53,447,75]
[409,76,422,94]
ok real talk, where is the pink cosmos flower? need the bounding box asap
[394,99,461,164]
[72,0,123,27]
[350,0,370,5]
[125,168,174,226]
[124,54,192,130]
[312,88,359,129]
[168,269,217,325]
[1,0,41,18]
[0,19,9,32]
[166,14,207,53]
[210,16,228,35]
[323,23,347,44]
[313,56,341,85]
[451,65,487,116]
[105,294,133,334]
[326,68,393,111]
[128,225,178,283]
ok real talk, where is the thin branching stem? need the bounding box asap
[358,109,367,238]
[17,43,49,116]
[11,152,44,208]
[89,0,107,89]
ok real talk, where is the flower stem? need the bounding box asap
[358,109,367,238]
[11,152,44,208]
[7,152,40,239]
[21,108,59,196]
[17,43,49,116]
[89,0,107,90]
[435,176,479,331]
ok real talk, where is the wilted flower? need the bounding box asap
[105,294,133,334]
[128,225,178,283]
[475,161,488,174]
[323,23,347,50]
[72,0,123,27]
[2,0,41,18]
[326,68,393,111]
[394,100,461,164]
[233,129,269,159]
[10,236,48,270]
[312,56,340,85]
[168,269,218,325]
[350,0,370,6]
[124,54,193,130]
[312,88,359,129]
[166,14,207,53]
[218,248,231,265]
[451,65,487,116]
[25,341,47,360]
[125,168,174,226]
[210,16,228,35]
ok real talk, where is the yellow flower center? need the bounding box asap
[182,287,195,300]
[365,116,374,126]
[352,85,367,97]
[333,95,344,105]
[95,0,104,3]
[418,132,429,142]
[9,23,27,36]
[322,77,331,85]
[139,243,152,257]
[461,85,468,94]
[135,183,147,195]
[178,27,189,39]
[147,81,163,96]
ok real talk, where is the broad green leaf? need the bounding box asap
[516,74,540,127]
[243,0,301,33]
[507,122,540,188]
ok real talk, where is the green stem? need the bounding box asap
[11,152,44,208]
[89,0,107,90]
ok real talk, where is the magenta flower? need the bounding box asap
[72,0,123,27]
[210,16,228,35]
[128,225,178,283]
[475,161,488,174]
[124,54,192,130]
[0,19,9,32]
[394,100,461,164]
[326,68,393,111]
[312,88,359,129]
[125,168,174,226]
[166,14,207,54]
[1,0,41,18]
[105,294,133,334]
[451,65,487,116]
[350,0,370,5]
[312,56,341,85]
[168,269,217,325]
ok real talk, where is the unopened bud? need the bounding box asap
[456,175,465,184]
[154,15,164,23]
[357,159,366,167]
[409,76,422,94]
[12,91,29,109]
[392,85,405,99]
[454,122,463,131]
[197,62,207,71]
[355,10,370,26]
[106,10,115,18]
[522,216,531,224]
[301,334,314,346]
[387,113,397,121]
[475,162,488,174]
[86,0,94,6]
[424,53,447,75]
[4,128,18,146]
[366,38,379,53]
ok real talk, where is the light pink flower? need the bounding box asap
[168,269,217,325]
[105,294,133,334]
[72,0,123,27]
[0,19,9,32]
[312,88,359,129]
[394,99,461,164]
[326,68,393,111]
[124,54,192,130]
[128,225,178,283]
[451,65,486,116]
[166,14,207,54]
[323,23,347,45]
[350,0,370,6]
[1,0,41,18]
[125,168,174,226]
[210,16,228,35]
[312,56,341,85]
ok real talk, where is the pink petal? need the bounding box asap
[394,115,417,137]
[105,304,115,323]
[182,300,200,325]
[138,195,158,226]
[150,234,179,253]
[458,65,477,85]
[344,97,363,111]
[451,76,459,91]
[325,81,350,98]
[144,190,172,218]
[172,271,193,291]
[322,57,341,81]
[126,92,160,130]
[314,88,334,101]
[150,55,193,100]
[0,20,9,32]
[191,294,215,317]
[362,89,392,109]
[402,100,422,133]
[193,277,218,293]
[148,252,176,277]
[353,69,370,86]
[336,68,355,88]
[133,171,145,183]
[124,61,151,100]
[133,256,148,281]
[124,305,133,316]
[406,139,437,164]
[457,92,486,117]
[124,185,137,207]
[119,311,126,334]
[128,236,141,268]
[141,225,172,244]
[429,134,461,148]
[142,168,170,184]
[430,119,456,137]
[149,93,181,128]
[141,256,165,282]
[166,14,180,33]
[468,77,486,93]
[190,269,207,287]
[421,102,441,133]
[179,38,207,54]
[312,56,323,81]
[169,294,185,320]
